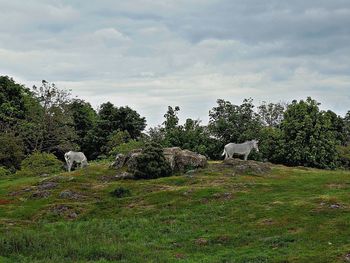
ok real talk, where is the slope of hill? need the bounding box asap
[1,162,350,262]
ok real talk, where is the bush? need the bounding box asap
[17,152,63,176]
[130,142,172,179]
[110,187,131,198]
[337,145,350,169]
[0,166,11,177]
[0,133,25,171]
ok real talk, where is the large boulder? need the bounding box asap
[110,154,127,169]
[111,147,207,173]
[223,158,271,175]
[174,149,207,172]
[163,147,182,170]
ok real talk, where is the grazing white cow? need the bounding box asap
[222,140,259,160]
[64,151,88,172]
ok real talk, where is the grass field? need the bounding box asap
[1,162,350,262]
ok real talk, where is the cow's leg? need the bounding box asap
[244,153,248,161]
[67,160,72,172]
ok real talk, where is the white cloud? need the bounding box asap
[0,0,349,126]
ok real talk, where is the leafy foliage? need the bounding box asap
[69,99,97,157]
[258,101,286,127]
[0,76,30,131]
[209,98,262,143]
[109,139,145,156]
[337,145,350,169]
[130,142,172,179]
[85,102,146,159]
[0,132,25,171]
[280,98,338,169]
[18,152,63,176]
[0,166,11,177]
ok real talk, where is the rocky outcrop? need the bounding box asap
[111,147,207,173]
[110,154,127,169]
[223,158,271,175]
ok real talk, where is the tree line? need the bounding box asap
[1,75,350,172]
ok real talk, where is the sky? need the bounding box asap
[1,0,350,127]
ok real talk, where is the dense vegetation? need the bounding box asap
[1,75,350,173]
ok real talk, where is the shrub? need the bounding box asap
[17,152,63,176]
[110,187,131,198]
[130,142,172,179]
[0,166,11,177]
[0,133,25,171]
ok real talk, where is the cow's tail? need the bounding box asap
[222,148,226,156]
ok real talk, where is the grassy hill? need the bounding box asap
[1,161,350,262]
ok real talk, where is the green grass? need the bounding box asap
[1,162,350,262]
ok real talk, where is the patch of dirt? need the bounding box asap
[195,238,208,246]
[174,253,186,259]
[0,199,13,205]
[259,218,275,225]
[222,158,271,175]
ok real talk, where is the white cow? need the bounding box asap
[64,151,88,172]
[222,140,259,160]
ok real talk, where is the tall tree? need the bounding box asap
[281,97,338,169]
[258,101,286,127]
[28,80,78,156]
[209,98,262,143]
[0,76,31,132]
[85,102,146,159]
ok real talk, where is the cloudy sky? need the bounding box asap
[1,0,349,126]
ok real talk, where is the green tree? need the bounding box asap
[0,76,31,132]
[163,106,180,131]
[30,80,78,156]
[281,97,338,169]
[344,111,350,145]
[209,98,262,143]
[85,102,146,159]
[69,99,97,157]
[0,132,25,171]
[258,101,286,127]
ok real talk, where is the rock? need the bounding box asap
[59,190,83,200]
[125,149,142,170]
[37,181,58,190]
[51,204,79,219]
[223,158,271,175]
[114,172,134,180]
[175,149,207,172]
[345,253,350,261]
[330,203,341,209]
[39,173,50,177]
[68,212,78,219]
[110,154,127,169]
[111,147,207,173]
[30,191,50,199]
[163,147,182,170]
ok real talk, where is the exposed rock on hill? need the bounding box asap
[111,147,207,173]
[223,158,271,175]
